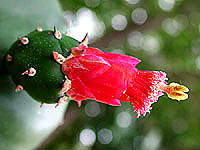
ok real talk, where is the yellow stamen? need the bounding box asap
[163,82,189,101]
[168,83,189,92]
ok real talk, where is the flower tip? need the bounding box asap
[164,82,189,101]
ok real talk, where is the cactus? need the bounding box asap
[5,27,79,105]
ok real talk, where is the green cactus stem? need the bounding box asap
[5,26,79,105]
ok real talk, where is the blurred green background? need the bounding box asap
[1,0,200,150]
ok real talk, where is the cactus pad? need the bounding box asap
[5,27,79,104]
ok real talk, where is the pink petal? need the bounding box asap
[66,77,95,101]
[78,54,111,78]
[102,52,141,67]
[79,66,127,99]
[95,96,121,106]
[83,47,104,55]
[63,55,111,79]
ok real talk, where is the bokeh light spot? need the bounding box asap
[85,101,100,117]
[116,111,132,128]
[141,35,160,55]
[98,128,113,144]
[128,31,143,48]
[131,8,148,25]
[158,0,175,12]
[111,14,127,31]
[171,119,188,134]
[80,129,96,146]
[141,128,162,150]
[66,8,105,42]
[162,18,182,37]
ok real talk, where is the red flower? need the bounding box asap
[53,35,189,118]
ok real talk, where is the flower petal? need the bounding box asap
[79,66,127,99]
[95,97,121,106]
[66,77,95,101]
[102,52,141,67]
[120,70,167,118]
[63,55,111,79]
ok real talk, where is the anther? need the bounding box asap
[18,37,29,45]
[54,26,62,40]
[160,82,189,101]
[21,67,37,76]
